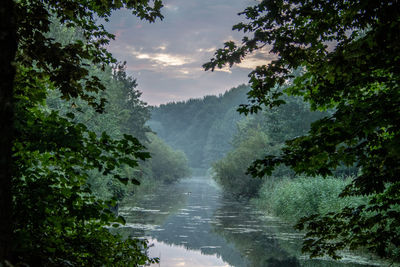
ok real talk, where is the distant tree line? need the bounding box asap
[149,84,250,169]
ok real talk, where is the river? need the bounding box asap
[117,177,383,267]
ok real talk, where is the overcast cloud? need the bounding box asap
[105,0,271,105]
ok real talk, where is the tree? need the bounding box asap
[46,60,154,201]
[0,0,17,262]
[205,0,400,260]
[0,0,163,264]
[113,62,152,142]
[13,83,152,265]
[149,84,250,168]
[212,129,268,198]
[145,133,191,184]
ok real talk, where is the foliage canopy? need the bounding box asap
[150,85,249,169]
[205,0,400,260]
[1,0,164,265]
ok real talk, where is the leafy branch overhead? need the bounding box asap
[1,0,164,265]
[205,0,400,260]
[13,89,152,264]
[16,0,163,111]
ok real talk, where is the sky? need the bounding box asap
[105,0,272,106]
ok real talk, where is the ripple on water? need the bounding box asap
[121,177,385,267]
[179,208,195,212]
[298,254,383,266]
[214,215,237,218]
[265,232,304,241]
[200,246,221,249]
[182,226,196,229]
[119,223,164,232]
[188,205,206,209]
[222,227,263,234]
[119,206,161,213]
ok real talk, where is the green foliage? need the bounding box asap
[13,76,154,265]
[45,40,189,199]
[46,59,153,201]
[144,133,191,184]
[237,93,327,145]
[45,13,188,196]
[212,129,268,198]
[205,0,400,260]
[15,0,163,112]
[3,0,165,265]
[112,63,152,142]
[212,90,330,198]
[256,176,366,222]
[149,84,249,168]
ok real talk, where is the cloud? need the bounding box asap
[237,50,277,69]
[105,0,260,105]
[117,44,194,68]
[164,4,179,12]
[197,47,217,53]
[214,66,232,73]
[136,52,193,66]
[155,45,167,51]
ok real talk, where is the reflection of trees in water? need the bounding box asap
[210,195,301,267]
[115,181,188,239]
[117,178,330,266]
[147,178,249,266]
[212,196,376,267]
[116,177,375,267]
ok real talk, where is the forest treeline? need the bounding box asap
[149,84,249,169]
[46,59,190,202]
[46,20,190,204]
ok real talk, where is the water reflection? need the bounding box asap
[148,239,229,267]
[120,177,381,267]
[211,197,301,267]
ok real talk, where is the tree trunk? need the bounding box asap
[0,0,17,263]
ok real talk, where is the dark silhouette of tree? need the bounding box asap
[0,0,18,262]
[0,0,163,264]
[205,0,400,260]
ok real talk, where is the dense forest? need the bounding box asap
[1,0,400,266]
[149,84,249,170]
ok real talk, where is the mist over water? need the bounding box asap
[118,176,381,267]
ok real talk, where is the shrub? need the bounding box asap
[212,129,269,198]
[257,175,367,222]
[145,133,191,183]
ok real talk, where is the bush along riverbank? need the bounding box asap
[251,175,400,264]
[253,175,367,223]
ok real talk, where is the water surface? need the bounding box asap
[119,177,382,267]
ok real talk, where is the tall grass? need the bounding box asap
[255,175,367,222]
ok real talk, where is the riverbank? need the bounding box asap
[118,176,384,266]
[252,175,399,266]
